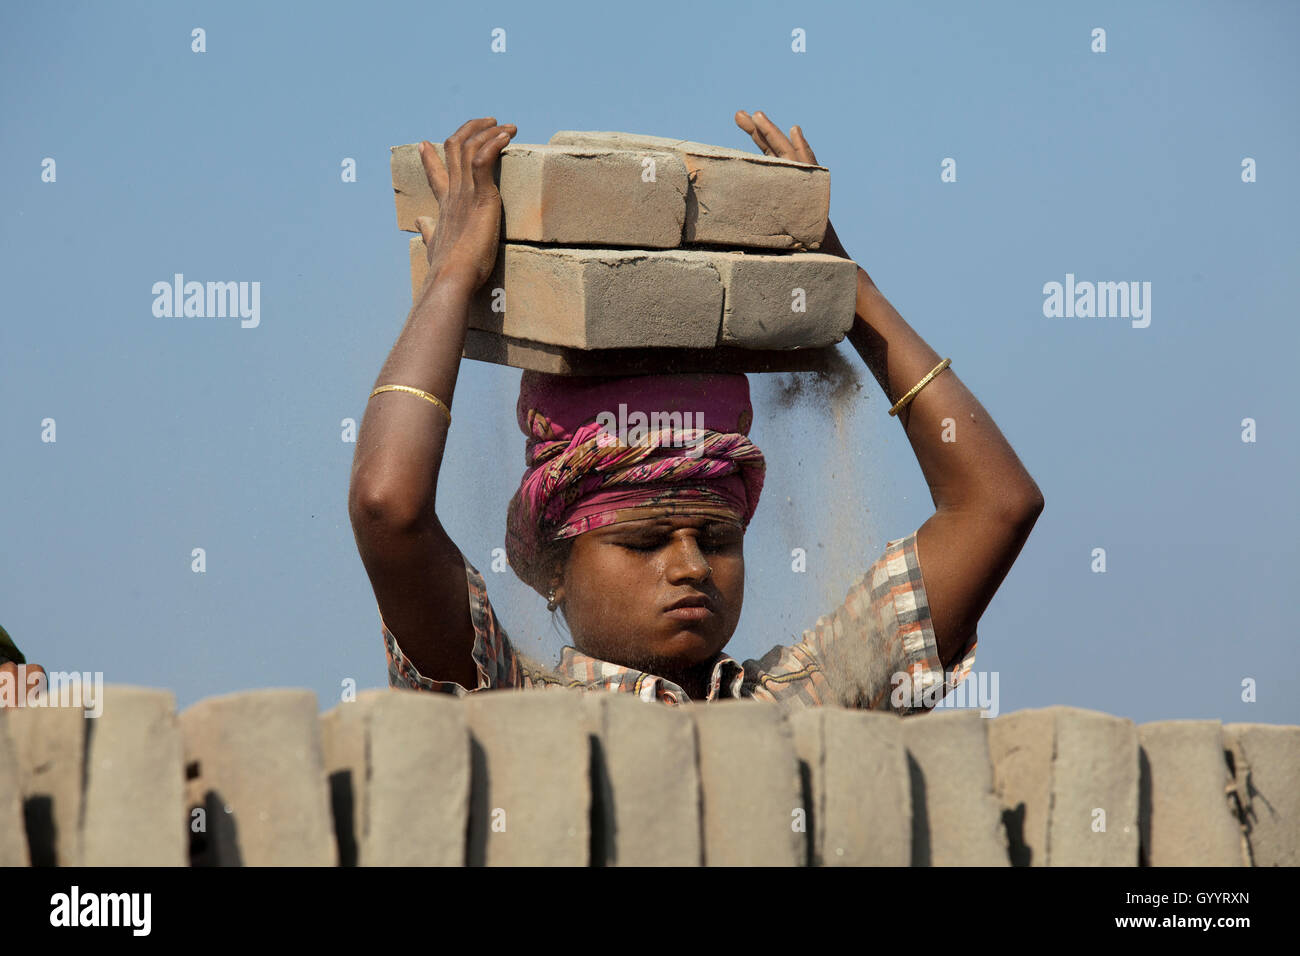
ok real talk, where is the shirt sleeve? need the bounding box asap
[797,528,978,716]
[379,550,526,694]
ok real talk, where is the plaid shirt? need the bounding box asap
[381,529,977,715]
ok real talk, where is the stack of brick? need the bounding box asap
[3,688,1297,866]
[389,131,861,376]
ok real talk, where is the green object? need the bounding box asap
[0,624,25,666]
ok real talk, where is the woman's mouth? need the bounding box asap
[663,605,715,622]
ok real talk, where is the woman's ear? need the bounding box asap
[542,537,576,607]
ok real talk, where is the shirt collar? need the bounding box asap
[557,645,746,704]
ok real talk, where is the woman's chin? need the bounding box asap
[648,626,728,665]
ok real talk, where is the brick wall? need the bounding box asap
[1,686,1294,866]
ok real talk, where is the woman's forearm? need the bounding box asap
[847,270,1043,519]
[349,274,475,525]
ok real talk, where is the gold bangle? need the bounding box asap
[888,358,951,417]
[368,384,452,426]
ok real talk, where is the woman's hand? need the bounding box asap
[735,109,822,166]
[734,110,855,264]
[414,117,518,296]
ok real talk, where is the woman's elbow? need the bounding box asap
[1011,485,1045,528]
[348,476,430,534]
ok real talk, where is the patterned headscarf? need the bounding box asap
[505,370,766,595]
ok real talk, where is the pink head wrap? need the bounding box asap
[505,370,766,595]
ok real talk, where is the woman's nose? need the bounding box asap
[666,536,712,581]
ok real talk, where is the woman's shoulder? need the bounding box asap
[459,551,576,692]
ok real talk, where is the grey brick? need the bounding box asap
[989,706,1139,866]
[1224,722,1300,866]
[180,689,336,866]
[988,708,1052,865]
[464,690,590,866]
[0,714,30,865]
[320,695,369,867]
[392,142,688,247]
[82,686,186,866]
[901,709,1010,865]
[712,250,857,348]
[3,704,85,866]
[1137,720,1245,866]
[821,706,910,865]
[584,692,701,866]
[459,328,844,376]
[1050,706,1140,865]
[364,689,469,866]
[550,131,831,250]
[410,238,723,350]
[789,707,824,865]
[693,699,804,865]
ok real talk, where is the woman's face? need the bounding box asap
[555,513,745,674]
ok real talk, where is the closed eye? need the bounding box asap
[618,533,740,554]
[620,541,661,553]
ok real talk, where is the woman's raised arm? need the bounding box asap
[737,110,1045,670]
[847,276,1044,669]
[347,117,517,689]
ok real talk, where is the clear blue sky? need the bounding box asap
[2,0,1297,725]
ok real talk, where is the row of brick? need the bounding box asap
[407,236,859,352]
[455,327,845,378]
[2,687,1294,866]
[391,132,831,251]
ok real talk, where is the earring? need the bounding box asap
[547,588,558,612]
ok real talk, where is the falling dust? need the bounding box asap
[752,346,904,710]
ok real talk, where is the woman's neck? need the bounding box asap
[574,643,718,701]
[654,659,716,701]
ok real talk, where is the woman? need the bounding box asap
[347,112,1043,712]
